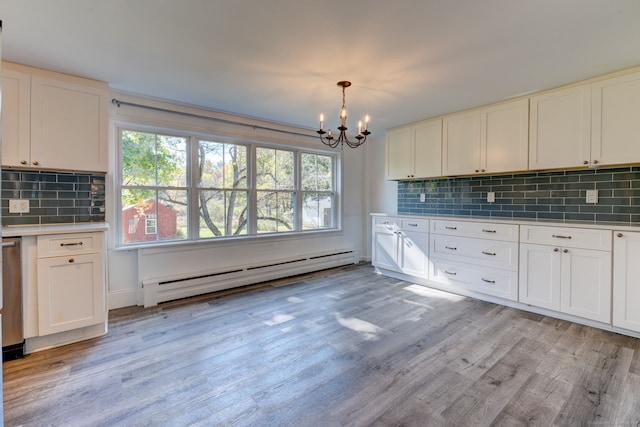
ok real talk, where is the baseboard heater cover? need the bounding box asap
[142,249,357,307]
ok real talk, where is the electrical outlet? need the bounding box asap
[586,189,598,204]
[487,192,496,203]
[420,193,426,203]
[9,199,30,213]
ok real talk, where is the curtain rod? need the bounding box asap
[111,98,316,139]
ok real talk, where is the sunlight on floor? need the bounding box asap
[403,284,466,302]
[333,312,384,341]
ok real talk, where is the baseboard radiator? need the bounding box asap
[141,249,358,307]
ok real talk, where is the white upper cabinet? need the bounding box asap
[530,69,640,171]
[529,84,592,170]
[1,65,32,167]
[442,111,481,176]
[1,61,109,172]
[482,99,529,173]
[591,71,640,166]
[443,98,528,176]
[386,118,442,180]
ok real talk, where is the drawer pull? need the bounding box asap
[60,242,84,247]
[444,270,457,276]
[68,258,74,263]
[407,223,418,227]
[482,229,497,234]
[445,246,457,251]
[382,221,390,225]
[481,278,496,284]
[482,251,496,256]
[552,234,571,239]
[445,226,457,230]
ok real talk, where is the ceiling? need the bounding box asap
[1,0,639,135]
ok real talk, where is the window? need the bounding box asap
[121,131,188,244]
[118,128,338,246]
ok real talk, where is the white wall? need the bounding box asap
[106,92,369,309]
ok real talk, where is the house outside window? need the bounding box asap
[118,128,338,246]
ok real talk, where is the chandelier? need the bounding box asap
[317,81,371,148]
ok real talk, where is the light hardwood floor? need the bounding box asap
[4,263,640,426]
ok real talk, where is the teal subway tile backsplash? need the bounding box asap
[397,166,640,224]
[1,169,106,226]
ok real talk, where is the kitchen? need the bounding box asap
[1,1,640,425]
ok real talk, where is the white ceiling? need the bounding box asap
[1,0,639,135]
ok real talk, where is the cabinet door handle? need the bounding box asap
[583,160,589,165]
[68,258,75,263]
[481,278,496,284]
[552,234,571,239]
[444,270,457,276]
[554,248,560,252]
[60,242,84,247]
[482,229,497,234]
[445,246,457,251]
[445,226,457,230]
[32,161,39,166]
[617,233,623,238]
[482,251,496,256]
[20,160,28,165]
[563,249,569,253]
[592,160,599,164]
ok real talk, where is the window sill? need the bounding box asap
[113,228,344,252]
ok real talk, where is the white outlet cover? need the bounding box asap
[487,192,496,203]
[420,193,426,203]
[9,199,29,213]
[586,189,598,204]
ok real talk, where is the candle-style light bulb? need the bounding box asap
[364,115,370,131]
[319,113,324,130]
[358,120,362,135]
[327,129,332,138]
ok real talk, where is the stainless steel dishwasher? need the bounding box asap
[1,237,24,361]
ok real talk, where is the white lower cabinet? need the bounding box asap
[36,232,106,335]
[429,219,519,301]
[519,226,612,323]
[613,231,640,332]
[372,216,429,278]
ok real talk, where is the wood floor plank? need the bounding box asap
[4,263,640,426]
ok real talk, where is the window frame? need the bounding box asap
[116,124,340,248]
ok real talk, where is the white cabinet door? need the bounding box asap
[386,127,412,180]
[30,73,108,172]
[413,119,442,178]
[398,229,429,277]
[442,110,481,176]
[37,252,105,335]
[372,226,399,271]
[613,231,640,332]
[519,243,562,311]
[1,65,31,167]
[592,71,640,166]
[482,98,529,173]
[529,84,591,170]
[386,119,442,180]
[560,248,611,323]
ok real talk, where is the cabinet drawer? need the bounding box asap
[400,218,429,232]
[430,235,518,271]
[432,220,518,242]
[429,259,518,301]
[37,232,104,258]
[520,225,611,251]
[373,216,399,229]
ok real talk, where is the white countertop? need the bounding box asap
[2,223,109,237]
[370,213,640,232]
